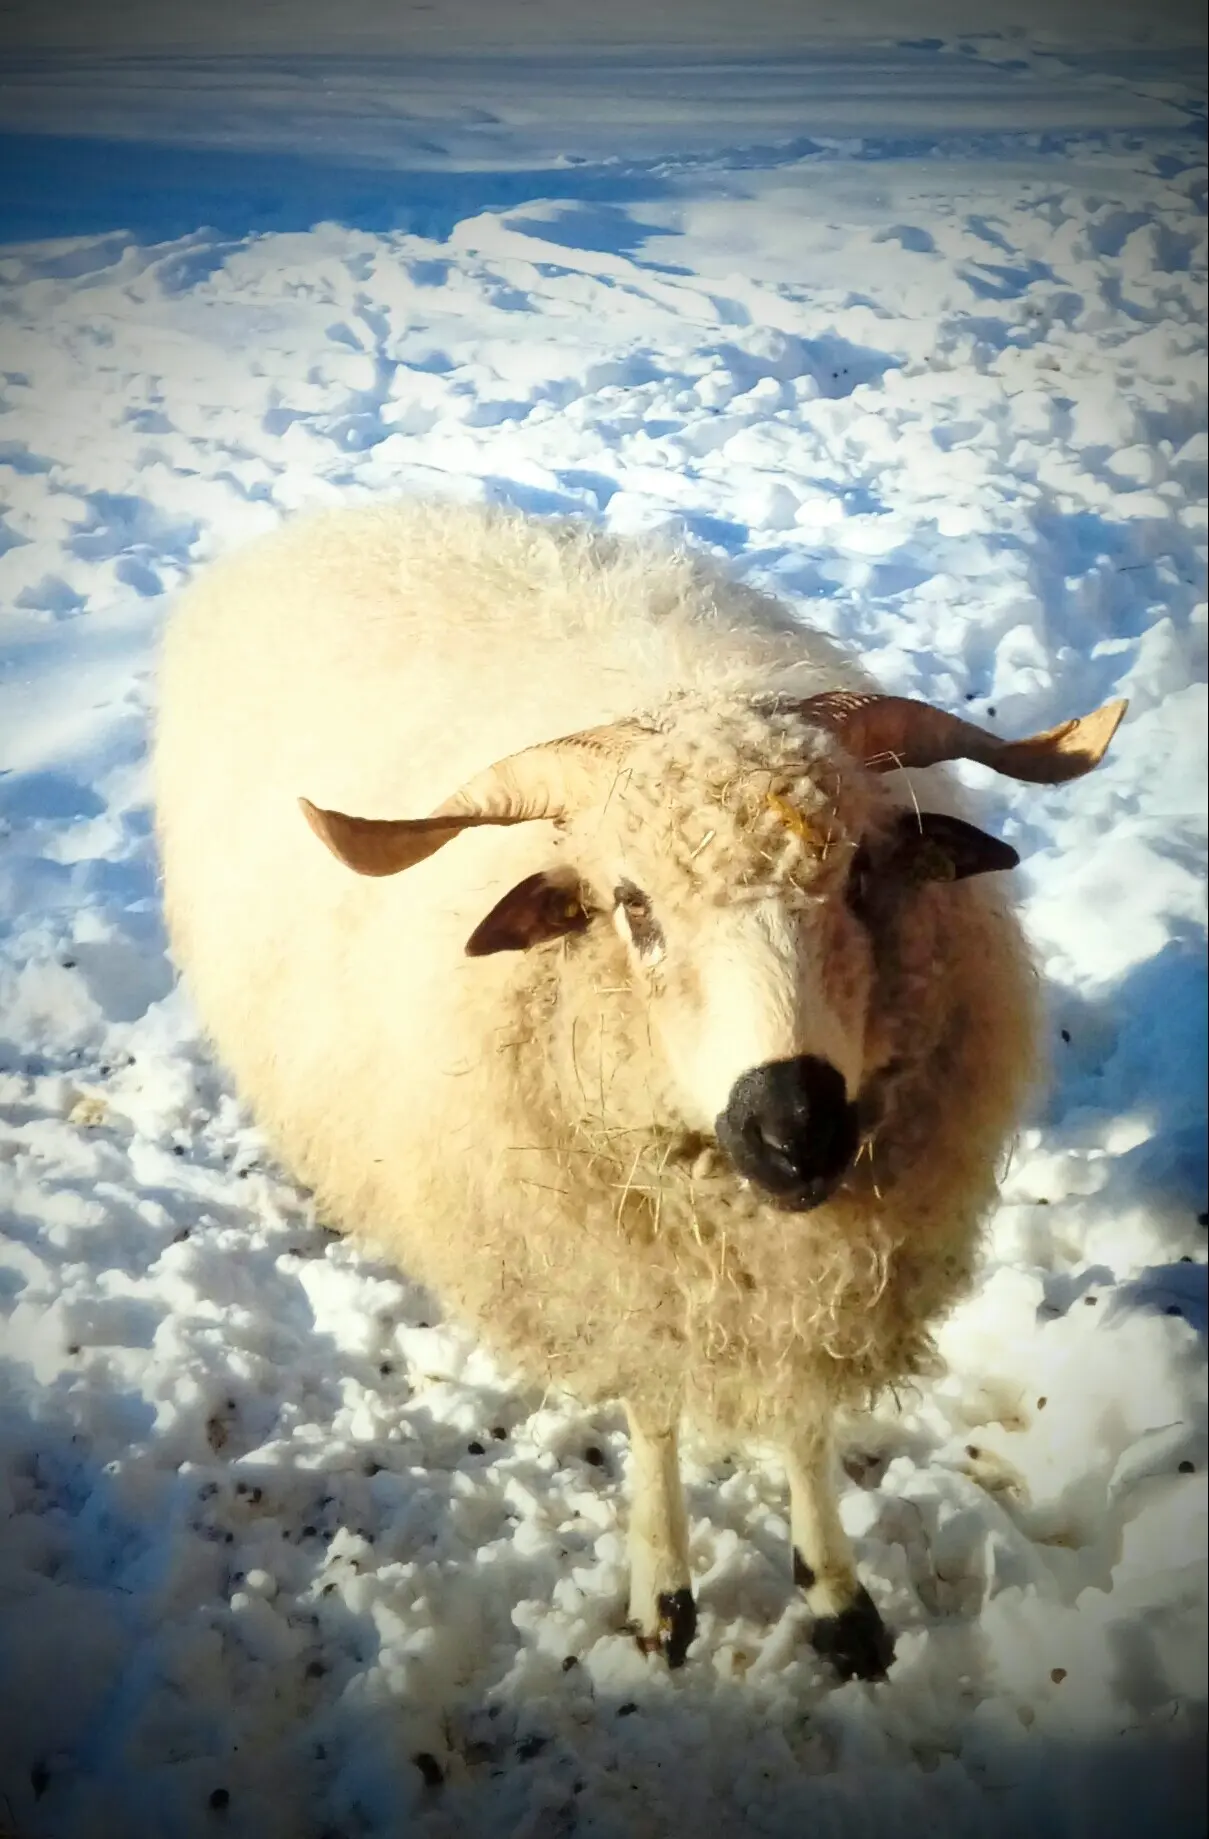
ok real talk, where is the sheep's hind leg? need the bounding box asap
[785,1422,894,1682]
[623,1403,697,1668]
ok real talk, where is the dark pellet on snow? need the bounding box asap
[1084,1295,1097,1306]
[413,1753,444,1787]
[378,1362,394,1376]
[467,1441,485,1455]
[491,1427,508,1440]
[1050,1668,1067,1684]
[1165,1305,1182,1317]
[173,1145,186,1156]
[584,1446,606,1467]
[302,1525,317,1538]
[208,1788,230,1810]
[1198,1211,1207,1227]
[1060,1028,1071,1043]
[1037,1396,1048,1409]
[617,1702,638,1717]
[561,1655,579,1672]
[305,1659,327,1677]
[1179,1461,1195,1473]
[172,1227,190,1243]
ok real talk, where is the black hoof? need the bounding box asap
[632,1587,698,1669]
[811,1585,895,1682]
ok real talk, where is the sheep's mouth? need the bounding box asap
[736,1162,851,1213]
[765,1172,849,1212]
[672,1119,857,1209]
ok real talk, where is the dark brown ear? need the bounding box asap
[465,871,591,957]
[888,811,1020,883]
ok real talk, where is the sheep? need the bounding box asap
[153,498,1125,1679]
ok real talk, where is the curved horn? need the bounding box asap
[798,691,1127,784]
[300,720,644,877]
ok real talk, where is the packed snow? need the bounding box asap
[0,6,1206,1836]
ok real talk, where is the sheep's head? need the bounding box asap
[301,692,1125,1211]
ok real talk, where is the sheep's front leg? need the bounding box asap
[785,1422,894,1682]
[623,1403,697,1668]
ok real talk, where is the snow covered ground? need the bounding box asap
[0,6,1206,1836]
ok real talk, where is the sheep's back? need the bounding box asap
[152,501,855,1222]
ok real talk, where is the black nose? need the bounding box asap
[715,1055,860,1209]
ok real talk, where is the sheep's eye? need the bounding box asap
[615,881,650,919]
[845,846,875,922]
[614,881,664,957]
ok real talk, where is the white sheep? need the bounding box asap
[153,499,1124,1677]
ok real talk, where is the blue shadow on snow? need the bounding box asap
[0,132,672,247]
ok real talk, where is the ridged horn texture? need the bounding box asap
[797,692,1128,784]
[300,720,644,877]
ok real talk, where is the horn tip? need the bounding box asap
[1078,697,1129,764]
[298,795,329,839]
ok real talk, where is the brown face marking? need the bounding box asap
[614,881,665,959]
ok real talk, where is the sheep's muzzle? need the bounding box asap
[715,1056,860,1210]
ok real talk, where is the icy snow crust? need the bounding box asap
[0,16,1206,1839]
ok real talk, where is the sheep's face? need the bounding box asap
[611,884,875,1206]
[556,702,888,1207]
